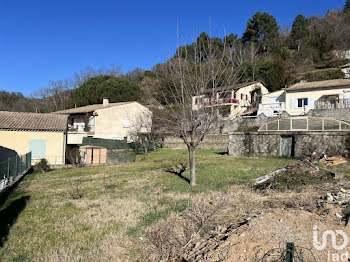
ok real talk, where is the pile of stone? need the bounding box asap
[322,188,350,205]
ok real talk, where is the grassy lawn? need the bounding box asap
[0,149,297,262]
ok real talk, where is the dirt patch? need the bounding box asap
[141,186,327,261]
[172,209,349,262]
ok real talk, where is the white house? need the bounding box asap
[341,63,350,79]
[257,90,286,117]
[192,81,269,118]
[284,79,350,116]
[55,99,152,144]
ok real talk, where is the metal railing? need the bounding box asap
[259,102,286,110]
[315,99,350,110]
[0,152,32,191]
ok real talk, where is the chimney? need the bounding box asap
[103,98,109,107]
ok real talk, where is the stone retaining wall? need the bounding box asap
[306,108,350,121]
[228,132,350,157]
[164,135,229,150]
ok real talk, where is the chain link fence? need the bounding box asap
[0,152,32,191]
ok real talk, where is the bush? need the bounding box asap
[346,134,350,158]
[34,159,50,173]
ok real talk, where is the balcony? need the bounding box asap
[195,97,240,107]
[315,99,350,110]
[259,102,286,111]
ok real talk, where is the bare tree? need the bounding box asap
[129,109,159,154]
[151,30,241,186]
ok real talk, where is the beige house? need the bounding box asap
[285,79,350,116]
[0,111,68,165]
[55,99,152,145]
[192,81,269,118]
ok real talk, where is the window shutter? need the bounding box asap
[290,99,297,109]
[309,97,315,109]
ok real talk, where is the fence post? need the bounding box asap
[286,242,294,262]
[7,157,10,182]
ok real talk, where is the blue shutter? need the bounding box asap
[29,139,46,159]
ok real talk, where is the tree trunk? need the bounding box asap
[188,146,196,186]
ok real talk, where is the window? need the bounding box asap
[297,98,308,108]
[123,118,130,128]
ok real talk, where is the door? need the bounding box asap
[86,148,92,164]
[281,136,294,157]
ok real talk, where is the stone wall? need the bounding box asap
[228,132,350,157]
[306,108,350,121]
[164,135,229,150]
[222,114,277,133]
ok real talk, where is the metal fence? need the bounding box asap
[0,152,32,191]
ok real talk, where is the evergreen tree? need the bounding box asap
[291,14,309,51]
[71,75,142,107]
[242,12,279,52]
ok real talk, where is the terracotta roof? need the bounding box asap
[202,81,264,94]
[55,101,135,114]
[286,79,350,91]
[0,111,67,131]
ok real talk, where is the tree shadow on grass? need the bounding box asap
[215,151,228,156]
[164,163,190,184]
[0,196,30,248]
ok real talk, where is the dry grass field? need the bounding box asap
[0,149,298,262]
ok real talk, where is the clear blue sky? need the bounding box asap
[0,0,346,96]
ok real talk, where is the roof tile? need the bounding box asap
[0,111,67,131]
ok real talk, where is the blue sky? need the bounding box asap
[0,0,346,96]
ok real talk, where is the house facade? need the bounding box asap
[55,99,152,145]
[0,111,68,165]
[192,81,269,118]
[341,63,350,79]
[284,79,350,116]
[257,90,286,117]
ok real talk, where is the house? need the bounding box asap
[257,90,286,117]
[0,111,68,165]
[284,79,350,116]
[192,81,269,118]
[55,99,152,145]
[341,63,350,79]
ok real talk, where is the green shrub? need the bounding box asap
[34,159,50,173]
[302,68,345,82]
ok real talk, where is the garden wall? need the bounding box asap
[164,135,229,150]
[228,132,350,157]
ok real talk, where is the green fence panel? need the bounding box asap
[0,152,32,191]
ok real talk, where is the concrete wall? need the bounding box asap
[228,131,349,157]
[164,135,229,150]
[0,130,66,165]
